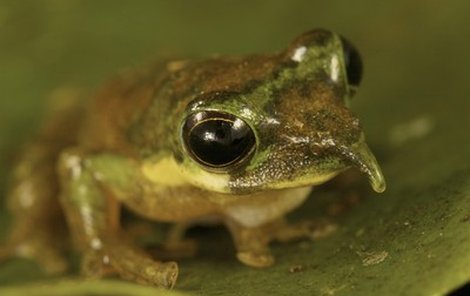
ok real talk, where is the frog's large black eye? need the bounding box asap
[340,36,363,87]
[183,111,256,169]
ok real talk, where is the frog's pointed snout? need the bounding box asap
[340,140,386,193]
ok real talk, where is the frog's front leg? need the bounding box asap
[225,217,337,268]
[58,149,178,288]
[225,219,275,268]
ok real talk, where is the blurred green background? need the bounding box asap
[0,1,469,295]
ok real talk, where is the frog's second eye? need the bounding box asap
[340,36,363,88]
[183,111,256,169]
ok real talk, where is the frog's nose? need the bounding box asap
[338,140,386,193]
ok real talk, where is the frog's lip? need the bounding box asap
[338,140,386,193]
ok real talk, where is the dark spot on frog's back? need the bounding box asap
[243,78,268,93]
[291,81,309,99]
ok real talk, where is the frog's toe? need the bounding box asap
[120,260,178,288]
[141,261,179,288]
[237,250,274,268]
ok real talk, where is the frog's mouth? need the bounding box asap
[337,140,386,193]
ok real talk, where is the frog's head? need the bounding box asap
[176,29,386,195]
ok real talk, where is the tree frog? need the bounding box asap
[0,29,385,288]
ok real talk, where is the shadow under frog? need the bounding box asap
[0,29,385,288]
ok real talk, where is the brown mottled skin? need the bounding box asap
[0,29,385,288]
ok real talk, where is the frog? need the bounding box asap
[0,29,385,288]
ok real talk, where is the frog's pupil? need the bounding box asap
[187,117,255,168]
[340,36,363,87]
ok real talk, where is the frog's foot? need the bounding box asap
[226,218,337,268]
[271,218,338,243]
[236,249,275,268]
[226,220,274,268]
[0,228,68,274]
[82,241,178,288]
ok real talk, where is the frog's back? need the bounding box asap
[77,62,171,156]
[75,55,278,156]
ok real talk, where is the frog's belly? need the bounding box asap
[222,186,312,227]
[124,185,312,227]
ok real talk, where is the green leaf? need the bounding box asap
[1,1,469,295]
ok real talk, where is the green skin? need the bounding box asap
[1,29,385,288]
